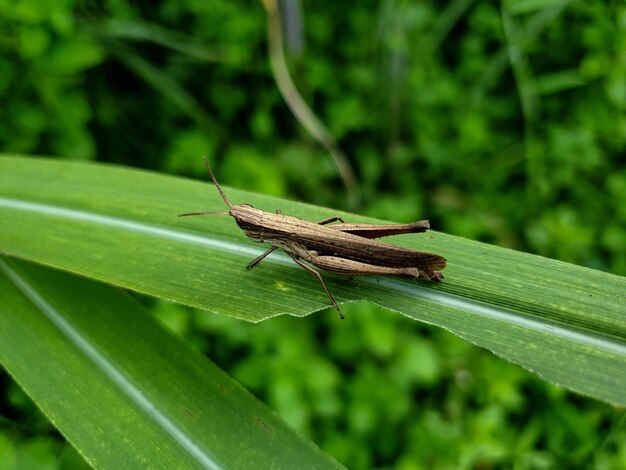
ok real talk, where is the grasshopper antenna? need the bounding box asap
[204,157,233,209]
[178,157,233,217]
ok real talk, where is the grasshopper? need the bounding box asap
[180,158,446,319]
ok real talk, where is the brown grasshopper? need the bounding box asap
[179,158,446,319]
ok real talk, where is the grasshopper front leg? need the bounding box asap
[246,208,284,270]
[246,246,278,269]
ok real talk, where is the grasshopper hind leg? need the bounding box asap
[290,257,344,320]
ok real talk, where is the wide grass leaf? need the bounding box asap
[0,257,342,469]
[1,155,625,406]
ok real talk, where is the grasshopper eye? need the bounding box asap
[240,203,254,208]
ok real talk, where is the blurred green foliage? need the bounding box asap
[1,0,625,468]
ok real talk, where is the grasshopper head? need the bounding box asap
[229,203,264,236]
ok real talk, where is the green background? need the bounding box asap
[1,0,625,468]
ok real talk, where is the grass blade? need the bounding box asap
[1,155,625,406]
[0,257,342,469]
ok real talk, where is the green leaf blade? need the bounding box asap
[0,258,342,469]
[1,155,626,406]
